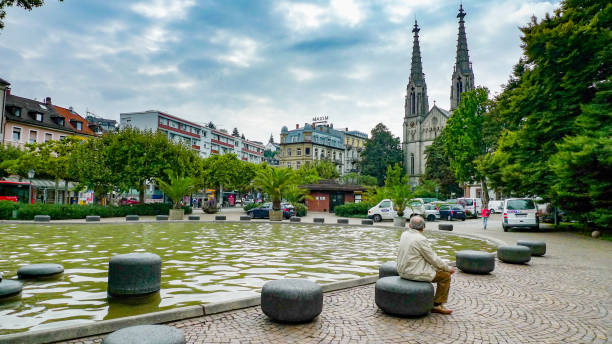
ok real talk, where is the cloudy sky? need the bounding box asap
[0,0,558,143]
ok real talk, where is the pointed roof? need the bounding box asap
[409,20,425,86]
[454,4,471,74]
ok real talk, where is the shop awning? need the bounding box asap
[4,177,77,190]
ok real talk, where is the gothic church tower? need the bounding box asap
[402,21,429,178]
[450,4,474,110]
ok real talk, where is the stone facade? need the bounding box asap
[403,6,475,186]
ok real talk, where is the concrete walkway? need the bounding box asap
[54,210,612,344]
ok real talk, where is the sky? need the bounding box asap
[0,0,558,143]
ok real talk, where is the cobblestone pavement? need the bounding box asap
[62,217,612,344]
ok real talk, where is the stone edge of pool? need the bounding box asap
[0,222,507,344]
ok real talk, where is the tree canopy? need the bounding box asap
[360,123,403,186]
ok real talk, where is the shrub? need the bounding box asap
[14,203,176,220]
[334,202,373,217]
[244,203,260,211]
[0,201,19,220]
[293,203,307,217]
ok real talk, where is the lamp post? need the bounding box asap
[27,169,35,204]
[435,186,439,200]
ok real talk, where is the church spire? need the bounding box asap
[450,4,475,110]
[410,20,425,85]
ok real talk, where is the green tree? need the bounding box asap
[70,138,115,204]
[201,154,244,204]
[360,123,403,186]
[0,144,24,178]
[1,0,62,30]
[422,134,462,199]
[442,87,492,205]
[252,166,295,210]
[295,161,339,184]
[157,171,197,209]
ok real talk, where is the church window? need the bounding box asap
[411,92,416,114]
[410,154,415,176]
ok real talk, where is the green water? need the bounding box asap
[0,223,495,334]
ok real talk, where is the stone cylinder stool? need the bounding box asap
[375,276,434,317]
[0,280,23,300]
[18,263,64,279]
[438,224,453,231]
[517,240,546,256]
[189,215,201,220]
[156,215,169,221]
[34,215,51,222]
[361,219,374,225]
[455,250,495,274]
[497,245,531,264]
[337,218,349,224]
[240,216,251,221]
[379,261,399,278]
[261,279,323,323]
[313,218,324,223]
[108,253,161,297]
[86,215,100,222]
[290,217,301,222]
[214,215,226,221]
[126,215,139,221]
[103,325,185,344]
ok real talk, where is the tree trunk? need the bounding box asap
[219,185,224,207]
[64,180,69,204]
[139,182,146,205]
[481,179,490,208]
[55,179,59,204]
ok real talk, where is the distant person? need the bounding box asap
[481,206,491,230]
[397,216,455,315]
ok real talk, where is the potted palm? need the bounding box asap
[157,171,196,220]
[253,167,295,221]
[390,184,413,227]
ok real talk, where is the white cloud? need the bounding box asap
[131,0,196,21]
[380,0,443,24]
[290,67,317,81]
[277,0,365,32]
[211,31,260,68]
[137,65,179,76]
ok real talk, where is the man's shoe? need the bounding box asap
[431,305,453,315]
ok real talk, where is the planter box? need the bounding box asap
[269,210,283,221]
[393,217,406,227]
[169,209,184,221]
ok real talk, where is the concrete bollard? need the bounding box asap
[290,217,301,222]
[215,215,226,221]
[240,216,251,221]
[108,253,161,297]
[156,215,169,221]
[361,219,374,225]
[337,218,349,224]
[34,215,51,222]
[126,215,139,221]
[86,215,100,222]
[188,215,200,221]
[313,218,325,224]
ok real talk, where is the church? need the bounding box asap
[403,5,475,186]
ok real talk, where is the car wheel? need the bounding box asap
[427,215,435,222]
[503,225,508,232]
[373,214,382,222]
[489,209,495,214]
[248,212,254,219]
[461,217,466,221]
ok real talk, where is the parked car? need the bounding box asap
[424,204,440,221]
[488,200,504,214]
[367,199,426,222]
[457,197,483,218]
[438,204,466,221]
[120,197,139,206]
[246,202,294,219]
[502,198,539,232]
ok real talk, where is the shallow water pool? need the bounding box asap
[0,222,495,334]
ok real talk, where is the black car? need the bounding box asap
[246,203,295,219]
[438,204,466,221]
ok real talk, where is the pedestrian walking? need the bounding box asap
[481,206,490,230]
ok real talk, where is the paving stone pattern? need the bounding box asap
[63,235,610,344]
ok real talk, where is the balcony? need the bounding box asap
[192,144,200,150]
[211,139,234,148]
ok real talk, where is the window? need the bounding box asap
[59,136,66,140]
[305,147,310,155]
[14,108,21,117]
[380,201,391,208]
[288,148,292,156]
[75,122,82,130]
[45,133,53,142]
[12,128,21,141]
[411,91,416,114]
[297,148,301,156]
[29,130,37,144]
[410,153,415,175]
[160,117,168,125]
[35,113,43,122]
[287,162,291,169]
[296,162,301,169]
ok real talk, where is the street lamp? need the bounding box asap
[435,186,439,200]
[27,169,35,204]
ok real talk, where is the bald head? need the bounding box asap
[409,215,426,231]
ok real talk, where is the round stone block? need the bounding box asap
[361,219,374,225]
[0,280,23,299]
[456,250,495,274]
[189,215,201,221]
[290,217,301,222]
[34,215,50,222]
[156,215,169,221]
[438,224,453,231]
[337,218,349,224]
[592,230,601,238]
[497,245,531,264]
[375,276,434,317]
[214,215,226,221]
[240,216,251,221]
[517,240,546,256]
[108,253,161,296]
[313,218,324,223]
[126,215,139,221]
[261,279,323,323]
[379,261,399,278]
[103,325,185,344]
[86,215,100,222]
[17,263,64,279]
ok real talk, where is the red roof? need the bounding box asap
[53,106,97,136]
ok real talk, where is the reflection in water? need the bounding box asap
[0,223,495,334]
[105,292,161,320]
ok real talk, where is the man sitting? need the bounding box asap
[397,215,455,314]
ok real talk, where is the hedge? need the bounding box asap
[0,202,192,220]
[334,202,373,217]
[293,203,307,217]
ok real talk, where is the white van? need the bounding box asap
[488,200,504,214]
[502,198,539,232]
[367,199,426,222]
[457,197,483,218]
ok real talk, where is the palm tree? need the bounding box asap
[284,184,312,205]
[252,167,295,210]
[157,171,197,209]
[389,184,413,217]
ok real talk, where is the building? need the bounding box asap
[54,105,102,137]
[279,123,346,173]
[120,110,264,163]
[86,113,117,133]
[342,129,368,174]
[403,5,475,186]
[0,77,10,143]
[300,180,365,212]
[264,134,280,166]
[3,94,97,148]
